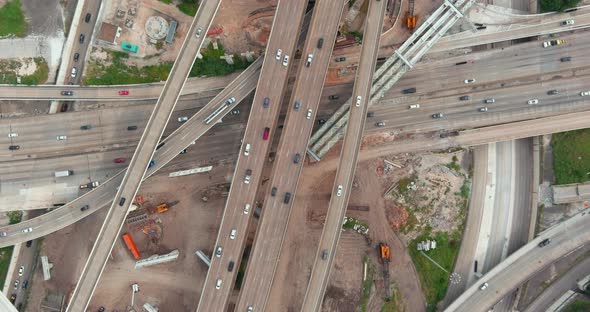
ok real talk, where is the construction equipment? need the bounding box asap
[156,203,169,214]
[379,243,391,263]
[405,0,417,31]
[122,233,141,260]
[379,243,392,299]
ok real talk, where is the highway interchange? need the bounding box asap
[1,0,590,311]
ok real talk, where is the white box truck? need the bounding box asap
[54,170,73,178]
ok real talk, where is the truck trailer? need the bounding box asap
[122,233,141,260]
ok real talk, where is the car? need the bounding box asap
[244,143,251,156]
[484,98,495,104]
[478,107,488,112]
[179,149,188,154]
[195,27,203,38]
[119,197,126,206]
[336,185,343,197]
[293,153,301,164]
[74,52,80,62]
[244,169,252,184]
[335,57,346,62]
[375,122,385,127]
[127,125,138,131]
[408,104,420,109]
[247,306,253,312]
[432,113,444,118]
[271,187,277,197]
[8,132,18,138]
[318,118,326,125]
[114,158,126,163]
[18,266,24,276]
[178,116,188,122]
[148,160,156,168]
[215,246,222,258]
[464,79,476,84]
[476,26,487,30]
[284,192,291,204]
[317,38,324,48]
[356,96,362,107]
[305,54,313,67]
[282,55,289,66]
[230,109,240,115]
[479,282,489,290]
[294,100,301,110]
[560,56,572,62]
[561,19,574,26]
[80,124,91,130]
[306,109,313,119]
[80,205,89,211]
[85,13,92,23]
[275,49,282,60]
[14,279,19,289]
[402,88,416,94]
[528,99,539,105]
[548,90,559,95]
[118,90,129,95]
[322,249,328,260]
[367,112,374,118]
[25,240,32,247]
[215,278,222,289]
[230,229,237,240]
[263,97,270,108]
[581,91,590,97]
[459,95,471,101]
[57,135,67,141]
[98,307,105,312]
[9,145,19,151]
[263,127,270,140]
[0,232,7,237]
[61,103,69,112]
[228,261,235,272]
[10,294,16,304]
[227,97,236,104]
[79,34,85,43]
[243,204,250,215]
[538,238,551,247]
[328,95,339,100]
[21,280,28,289]
[71,67,77,77]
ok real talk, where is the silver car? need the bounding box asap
[282,55,289,66]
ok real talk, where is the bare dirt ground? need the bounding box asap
[24,163,234,311]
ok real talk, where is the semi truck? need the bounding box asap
[122,233,141,260]
[54,170,74,178]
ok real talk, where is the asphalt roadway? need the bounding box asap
[66,1,222,310]
[195,1,308,311]
[234,0,347,310]
[300,0,387,310]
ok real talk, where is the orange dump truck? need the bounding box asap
[156,203,169,213]
[122,233,141,260]
[379,243,391,262]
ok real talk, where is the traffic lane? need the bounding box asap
[65,0,102,85]
[508,138,533,251]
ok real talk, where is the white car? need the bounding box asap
[581,91,590,97]
[527,99,539,105]
[336,185,343,197]
[305,54,313,67]
[18,266,24,276]
[247,306,253,312]
[282,55,289,67]
[243,204,250,215]
[244,143,251,156]
[22,228,32,233]
[227,97,236,104]
[178,116,188,122]
[215,279,222,290]
[356,96,362,107]
[71,67,77,77]
[275,49,282,60]
[409,104,420,109]
[306,109,313,120]
[215,246,222,258]
[57,135,67,141]
[562,19,574,26]
[479,282,489,290]
[478,107,488,112]
[464,79,476,84]
[8,132,17,138]
[230,229,237,240]
[195,27,203,38]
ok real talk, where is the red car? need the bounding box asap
[118,90,129,95]
[114,158,126,163]
[263,127,270,140]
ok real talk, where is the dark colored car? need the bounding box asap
[538,238,551,247]
[402,88,416,94]
[432,113,444,119]
[283,192,291,204]
[114,158,126,163]
[127,125,138,131]
[148,160,156,168]
[263,97,270,108]
[10,293,16,303]
[61,91,74,96]
[85,13,92,23]
[328,95,339,100]
[335,57,346,62]
[317,38,324,48]
[560,57,571,62]
[60,103,69,112]
[366,112,375,118]
[118,197,126,206]
[73,53,80,62]
[9,145,19,151]
[294,100,300,110]
[80,205,89,211]
[318,118,326,125]
[547,89,559,95]
[22,280,28,289]
[228,261,235,272]
[459,95,471,101]
[80,124,91,130]
[79,34,85,43]
[26,240,32,247]
[293,153,301,164]
[271,187,277,197]
[263,127,270,140]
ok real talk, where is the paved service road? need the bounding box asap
[235,0,347,310]
[66,1,222,310]
[195,0,308,310]
[300,0,387,310]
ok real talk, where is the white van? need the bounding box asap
[244,143,251,156]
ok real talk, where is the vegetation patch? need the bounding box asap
[408,231,461,307]
[7,211,22,224]
[381,283,403,312]
[0,57,48,85]
[359,256,374,312]
[0,246,14,289]
[552,129,590,184]
[563,300,590,312]
[177,0,199,16]
[540,0,580,12]
[159,0,173,3]
[0,0,27,37]
[190,42,252,77]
